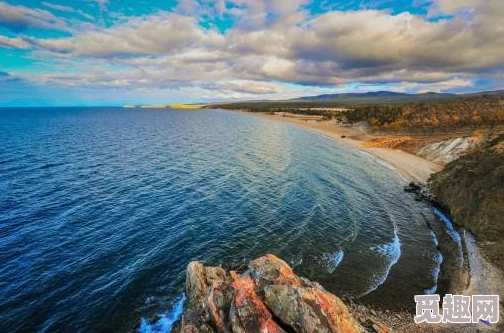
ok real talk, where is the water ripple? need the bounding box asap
[0,108,440,332]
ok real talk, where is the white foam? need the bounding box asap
[428,229,439,247]
[360,232,402,297]
[433,208,461,245]
[322,249,345,273]
[358,150,399,174]
[424,284,438,295]
[289,256,304,268]
[357,149,409,184]
[425,229,443,295]
[138,294,186,333]
[316,133,334,141]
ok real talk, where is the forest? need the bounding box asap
[335,97,504,132]
[209,92,504,133]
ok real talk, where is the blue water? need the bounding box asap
[0,108,441,332]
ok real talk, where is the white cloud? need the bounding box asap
[10,0,504,98]
[221,80,285,94]
[394,78,474,93]
[42,2,94,21]
[47,13,225,57]
[85,0,108,12]
[0,1,68,31]
[0,35,31,49]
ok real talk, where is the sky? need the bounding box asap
[0,0,503,106]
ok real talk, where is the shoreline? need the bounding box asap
[221,109,504,332]
[238,111,443,183]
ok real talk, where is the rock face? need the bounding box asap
[429,133,504,268]
[416,137,475,165]
[173,254,367,333]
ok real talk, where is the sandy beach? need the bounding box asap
[254,113,442,183]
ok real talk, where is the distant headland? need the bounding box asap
[123,104,205,109]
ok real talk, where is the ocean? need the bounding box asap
[0,107,442,332]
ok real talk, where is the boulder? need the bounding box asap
[262,285,365,333]
[176,262,227,332]
[248,254,302,286]
[229,275,285,333]
[174,254,366,333]
[208,281,234,333]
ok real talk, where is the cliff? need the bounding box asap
[429,133,504,268]
[172,254,389,333]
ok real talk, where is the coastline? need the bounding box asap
[241,112,443,183]
[221,110,504,332]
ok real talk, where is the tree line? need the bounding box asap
[335,98,504,132]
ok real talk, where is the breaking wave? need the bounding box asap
[433,208,461,245]
[360,232,402,297]
[138,294,186,333]
[322,249,345,273]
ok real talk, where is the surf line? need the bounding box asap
[139,294,186,333]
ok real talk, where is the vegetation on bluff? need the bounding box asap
[335,97,504,132]
[429,133,504,268]
[209,91,504,133]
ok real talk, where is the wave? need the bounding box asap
[426,230,443,294]
[424,284,438,295]
[422,230,443,295]
[357,150,410,183]
[39,162,67,170]
[358,150,396,171]
[322,249,345,273]
[315,133,334,141]
[138,294,186,333]
[432,208,461,245]
[360,232,402,297]
[289,255,304,268]
[429,229,439,247]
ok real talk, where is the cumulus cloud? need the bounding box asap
[39,13,225,57]
[7,0,504,98]
[295,8,504,73]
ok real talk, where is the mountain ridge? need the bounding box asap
[293,90,456,101]
[207,89,504,109]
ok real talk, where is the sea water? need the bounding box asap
[0,108,441,332]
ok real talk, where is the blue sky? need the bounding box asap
[0,0,503,106]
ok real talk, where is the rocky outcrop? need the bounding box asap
[429,133,504,268]
[173,254,369,333]
[416,137,475,165]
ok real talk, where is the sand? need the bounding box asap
[255,113,442,183]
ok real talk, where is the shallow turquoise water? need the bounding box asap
[0,108,441,332]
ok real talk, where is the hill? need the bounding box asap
[294,90,455,102]
[207,89,504,133]
[207,89,504,109]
